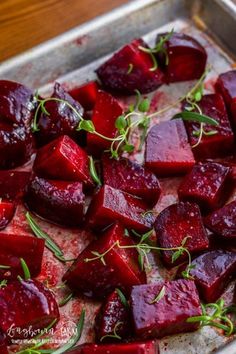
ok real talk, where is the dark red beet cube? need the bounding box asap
[0,279,59,339]
[63,223,146,298]
[145,119,195,176]
[69,81,99,111]
[102,155,161,207]
[0,233,44,279]
[87,91,122,156]
[131,280,201,339]
[25,176,84,227]
[0,331,8,354]
[154,202,208,267]
[229,97,236,132]
[86,185,154,233]
[183,94,234,159]
[178,162,232,212]
[96,38,164,95]
[204,200,236,240]
[188,250,236,302]
[33,135,93,187]
[0,200,15,230]
[215,70,236,108]
[66,341,159,354]
[0,171,30,200]
[155,32,207,83]
[36,82,84,146]
[95,289,131,342]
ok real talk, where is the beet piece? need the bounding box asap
[229,97,236,132]
[86,185,154,233]
[0,201,15,230]
[87,91,122,156]
[183,94,234,159]
[131,280,201,339]
[0,279,59,339]
[69,81,99,111]
[63,223,146,298]
[0,233,44,279]
[25,176,84,227]
[215,70,236,108]
[204,200,236,239]
[0,123,35,169]
[145,119,195,176]
[96,38,164,95]
[65,341,159,354]
[95,289,131,342]
[155,32,207,83]
[102,155,161,207]
[33,135,93,187]
[0,171,31,201]
[188,250,236,302]
[0,331,8,354]
[154,202,208,267]
[178,162,232,212]
[0,80,36,126]
[36,82,84,146]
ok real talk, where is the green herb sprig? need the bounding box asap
[59,292,74,307]
[149,285,166,304]
[88,156,101,185]
[100,321,123,342]
[20,258,31,281]
[116,288,129,308]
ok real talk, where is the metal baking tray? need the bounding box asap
[1,0,236,353]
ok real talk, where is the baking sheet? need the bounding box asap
[1,0,236,353]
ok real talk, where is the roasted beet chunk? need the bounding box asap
[0,233,44,279]
[131,280,201,339]
[183,94,234,159]
[145,119,195,176]
[95,289,131,342]
[87,91,122,156]
[188,250,236,302]
[205,200,236,239]
[215,70,236,108]
[86,185,154,233]
[34,135,93,187]
[154,202,208,266]
[0,171,30,200]
[178,162,232,212]
[102,155,161,207]
[155,32,207,83]
[0,201,15,230]
[0,331,8,354]
[0,279,59,339]
[25,176,84,226]
[63,223,146,298]
[35,82,84,146]
[96,38,164,94]
[66,341,159,354]
[69,81,99,111]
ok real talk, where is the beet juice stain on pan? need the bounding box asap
[1,0,236,353]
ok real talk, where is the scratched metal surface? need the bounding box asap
[1,0,236,353]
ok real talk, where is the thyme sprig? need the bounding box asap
[149,285,166,304]
[0,279,7,288]
[116,288,129,308]
[88,156,101,185]
[187,299,236,336]
[100,321,123,342]
[59,292,74,307]
[20,258,31,281]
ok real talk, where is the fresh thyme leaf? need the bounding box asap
[127,63,134,74]
[116,288,129,308]
[138,98,150,113]
[194,90,202,102]
[88,156,101,185]
[0,265,10,269]
[59,292,74,307]
[124,229,130,237]
[20,258,31,280]
[149,285,166,304]
[173,111,219,126]
[0,279,7,288]
[122,144,134,152]
[78,119,95,132]
[100,321,123,342]
[138,251,145,271]
[115,115,127,131]
[181,264,195,280]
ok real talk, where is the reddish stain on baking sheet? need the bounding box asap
[205,77,217,91]
[74,35,89,46]
[150,91,167,112]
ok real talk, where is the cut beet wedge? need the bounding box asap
[87,91,123,156]
[25,176,85,227]
[183,94,234,159]
[102,155,161,207]
[0,233,44,279]
[0,279,59,340]
[86,185,154,233]
[65,341,159,354]
[204,200,236,240]
[155,32,207,83]
[145,119,195,176]
[96,38,164,95]
[188,250,236,302]
[0,331,8,354]
[215,70,236,108]
[0,201,15,230]
[34,135,93,187]
[178,162,232,213]
[0,171,31,200]
[69,81,99,111]
[131,280,201,339]
[154,202,209,267]
[63,223,146,298]
[35,82,84,146]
